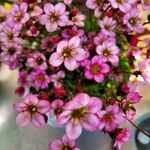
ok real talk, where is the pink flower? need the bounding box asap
[18,71,28,87]
[50,70,65,88]
[96,41,120,66]
[58,93,102,139]
[97,104,124,132]
[84,55,110,83]
[13,94,50,128]
[69,9,86,27]
[50,99,64,117]
[30,6,43,17]
[86,0,103,17]
[63,0,72,5]
[114,128,131,150]
[41,36,60,52]
[27,51,47,70]
[49,134,80,150]
[123,8,144,33]
[49,36,86,71]
[140,0,150,10]
[126,92,142,104]
[98,16,116,36]
[26,26,40,37]
[9,2,30,28]
[39,3,68,32]
[124,107,136,120]
[109,0,137,13]
[29,69,50,90]
[0,6,7,31]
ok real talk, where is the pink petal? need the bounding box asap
[46,22,58,32]
[109,55,119,66]
[62,135,75,148]
[84,70,93,79]
[64,58,77,71]
[105,122,117,132]
[69,36,80,48]
[81,114,100,131]
[106,104,119,113]
[39,14,48,25]
[88,97,102,113]
[101,64,110,73]
[31,113,46,128]
[113,114,124,124]
[49,52,63,67]
[58,15,69,26]
[66,121,82,140]
[49,139,63,150]
[73,48,86,61]
[38,100,50,114]
[13,102,27,112]
[55,3,66,14]
[57,110,71,125]
[24,94,39,105]
[85,0,97,9]
[57,41,68,53]
[51,99,64,108]
[44,3,54,14]
[16,112,30,127]
[94,73,104,83]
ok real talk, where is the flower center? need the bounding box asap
[0,15,6,23]
[7,33,14,40]
[62,47,72,57]
[129,18,136,25]
[8,48,15,55]
[71,107,87,119]
[15,13,23,22]
[38,74,45,81]
[104,113,113,122]
[144,0,150,4]
[96,0,103,5]
[103,49,110,57]
[105,24,111,31]
[116,0,124,4]
[91,64,100,74]
[36,57,43,65]
[61,146,71,150]
[50,13,59,22]
[27,105,37,114]
[54,108,62,115]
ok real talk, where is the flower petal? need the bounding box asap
[49,52,63,67]
[46,22,58,32]
[62,135,75,148]
[16,112,30,127]
[24,94,39,105]
[44,3,54,14]
[94,73,104,83]
[13,102,27,112]
[38,100,50,114]
[57,41,68,53]
[31,113,46,128]
[55,3,66,14]
[49,139,62,150]
[66,121,82,140]
[73,48,86,61]
[64,58,77,71]
[69,36,80,48]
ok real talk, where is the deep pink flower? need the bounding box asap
[13,94,50,128]
[98,16,116,36]
[58,93,102,139]
[49,36,86,71]
[126,92,142,104]
[97,104,124,132]
[50,70,65,88]
[114,128,131,150]
[140,0,150,10]
[50,99,64,117]
[29,69,50,90]
[27,51,47,70]
[18,71,28,87]
[86,0,103,17]
[41,36,59,52]
[39,3,68,32]
[124,107,136,120]
[96,41,120,66]
[123,8,144,33]
[109,0,137,13]
[49,134,80,150]
[84,55,110,83]
[26,26,40,37]
[9,2,30,28]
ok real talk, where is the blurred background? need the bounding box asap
[0,0,150,150]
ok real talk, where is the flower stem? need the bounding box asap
[127,118,150,138]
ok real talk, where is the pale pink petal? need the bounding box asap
[16,112,31,127]
[66,121,82,140]
[69,36,80,48]
[31,113,46,128]
[24,94,39,105]
[38,100,50,114]
[57,41,68,53]
[73,48,86,61]
[49,139,62,150]
[86,0,97,9]
[58,15,69,26]
[55,3,66,14]
[39,14,48,25]
[62,135,75,147]
[44,3,54,14]
[13,102,27,112]
[64,58,77,71]
[57,110,71,125]
[81,114,100,131]
[46,22,58,32]
[88,97,102,113]
[49,52,63,67]
[106,104,119,113]
[109,55,119,66]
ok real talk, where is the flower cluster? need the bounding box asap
[0,0,149,149]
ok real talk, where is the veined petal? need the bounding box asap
[44,3,54,14]
[64,58,77,71]
[69,36,80,48]
[55,3,66,14]
[24,94,39,105]
[73,48,86,61]
[13,102,27,112]
[38,100,50,114]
